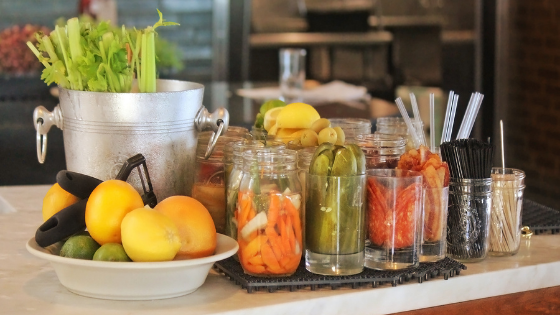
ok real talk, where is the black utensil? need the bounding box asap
[35,199,88,248]
[35,153,158,247]
[56,171,103,199]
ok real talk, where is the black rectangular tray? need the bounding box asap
[214,257,466,293]
[522,199,560,235]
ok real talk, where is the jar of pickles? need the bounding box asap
[352,134,407,170]
[223,140,285,241]
[330,118,372,140]
[237,149,303,277]
[192,133,246,234]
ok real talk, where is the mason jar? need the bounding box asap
[237,149,303,277]
[489,168,526,256]
[375,117,422,151]
[330,118,372,140]
[192,134,245,234]
[223,140,285,241]
[352,134,407,170]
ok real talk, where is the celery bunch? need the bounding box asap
[27,10,178,93]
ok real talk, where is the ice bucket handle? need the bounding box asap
[195,106,230,159]
[33,105,63,164]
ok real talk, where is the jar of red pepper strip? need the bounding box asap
[237,149,302,276]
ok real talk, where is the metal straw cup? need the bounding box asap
[447,178,492,262]
[33,80,229,200]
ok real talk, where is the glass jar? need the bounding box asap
[352,134,407,170]
[330,118,372,140]
[192,134,245,234]
[447,178,492,263]
[375,117,422,151]
[223,140,286,241]
[365,169,423,270]
[237,149,302,277]
[489,168,526,256]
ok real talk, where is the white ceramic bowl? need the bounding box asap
[26,234,238,300]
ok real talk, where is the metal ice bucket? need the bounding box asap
[33,79,229,200]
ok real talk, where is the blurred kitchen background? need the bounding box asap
[1,0,559,210]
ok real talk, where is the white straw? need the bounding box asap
[464,93,484,139]
[430,93,435,152]
[441,91,454,145]
[500,120,505,168]
[396,97,421,148]
[445,94,459,143]
[456,93,476,139]
[410,93,427,146]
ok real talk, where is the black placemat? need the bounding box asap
[214,257,466,293]
[522,199,560,235]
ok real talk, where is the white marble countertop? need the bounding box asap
[2,185,560,315]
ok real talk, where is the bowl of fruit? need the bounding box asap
[26,233,238,300]
[27,170,238,300]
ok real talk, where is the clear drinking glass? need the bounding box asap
[279,48,306,103]
[447,178,492,262]
[305,173,366,275]
[420,186,449,262]
[365,169,423,270]
[489,168,526,256]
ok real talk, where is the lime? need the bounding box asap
[59,235,100,260]
[93,243,132,262]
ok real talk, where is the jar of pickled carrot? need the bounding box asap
[223,140,285,241]
[237,149,302,277]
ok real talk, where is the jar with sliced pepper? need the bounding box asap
[237,149,302,276]
[352,133,407,170]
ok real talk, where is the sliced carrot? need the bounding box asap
[243,263,266,274]
[267,193,281,227]
[248,254,264,266]
[278,255,291,269]
[285,253,302,271]
[284,197,302,245]
[279,213,292,255]
[237,192,250,229]
[266,226,285,258]
[242,234,267,261]
[261,241,282,272]
[285,214,296,254]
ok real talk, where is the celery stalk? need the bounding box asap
[67,18,83,61]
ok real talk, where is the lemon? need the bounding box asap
[59,235,100,260]
[263,107,284,132]
[93,243,132,262]
[121,208,181,262]
[42,183,80,221]
[275,102,320,129]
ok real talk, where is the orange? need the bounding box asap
[121,208,181,262]
[85,180,144,245]
[154,196,217,259]
[42,183,80,221]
